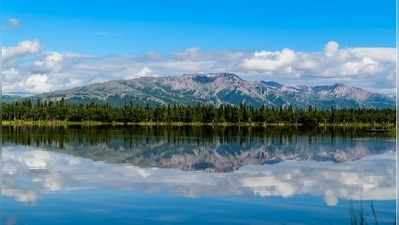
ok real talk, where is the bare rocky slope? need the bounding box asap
[32,73,395,108]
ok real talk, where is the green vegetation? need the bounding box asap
[0,99,395,128]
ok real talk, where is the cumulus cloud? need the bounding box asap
[136,66,153,77]
[23,74,53,93]
[33,51,64,73]
[240,41,395,80]
[241,48,298,75]
[0,40,395,94]
[324,41,340,57]
[1,40,41,62]
[125,66,155,79]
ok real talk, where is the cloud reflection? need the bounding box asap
[0,145,394,206]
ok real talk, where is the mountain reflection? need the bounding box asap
[0,126,395,206]
[0,126,394,172]
[1,145,395,206]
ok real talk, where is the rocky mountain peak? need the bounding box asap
[181,72,242,83]
[262,81,283,89]
[31,73,395,109]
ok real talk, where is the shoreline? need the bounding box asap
[0,120,395,129]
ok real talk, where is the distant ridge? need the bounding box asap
[30,73,394,108]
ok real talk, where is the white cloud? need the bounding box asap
[7,18,21,28]
[126,66,154,79]
[34,51,64,72]
[324,41,339,57]
[350,48,395,62]
[1,40,41,62]
[23,74,53,93]
[136,66,153,77]
[0,40,396,94]
[240,41,395,84]
[241,48,297,74]
[1,189,38,203]
[2,67,19,78]
[0,146,395,205]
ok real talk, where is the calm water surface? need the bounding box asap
[0,126,396,225]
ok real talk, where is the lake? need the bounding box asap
[0,126,396,225]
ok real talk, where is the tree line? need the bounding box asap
[0,99,396,126]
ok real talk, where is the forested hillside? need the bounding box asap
[1,99,395,126]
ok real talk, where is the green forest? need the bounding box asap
[0,99,395,127]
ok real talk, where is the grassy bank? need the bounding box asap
[318,122,396,128]
[0,120,395,129]
[0,120,300,127]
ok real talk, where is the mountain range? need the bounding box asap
[29,73,394,108]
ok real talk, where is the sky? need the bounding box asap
[0,0,396,94]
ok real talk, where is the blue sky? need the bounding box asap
[1,0,395,54]
[1,0,396,94]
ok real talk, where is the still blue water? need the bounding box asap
[0,126,396,225]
